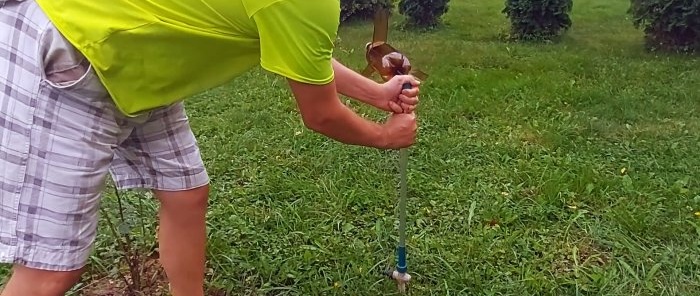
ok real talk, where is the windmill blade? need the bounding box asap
[410,69,429,81]
[360,64,375,77]
[372,8,390,44]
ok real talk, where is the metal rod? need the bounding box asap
[397,147,408,274]
[395,82,412,291]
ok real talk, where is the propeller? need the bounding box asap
[360,8,428,83]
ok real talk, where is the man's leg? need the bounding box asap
[1,0,126,295]
[0,266,83,296]
[110,102,210,296]
[155,186,209,296]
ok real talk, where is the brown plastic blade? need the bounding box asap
[372,8,389,44]
[410,69,429,81]
[361,64,375,77]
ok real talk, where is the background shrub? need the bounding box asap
[398,0,451,28]
[629,0,700,53]
[502,0,574,41]
[341,0,395,23]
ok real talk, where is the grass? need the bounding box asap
[3,0,700,295]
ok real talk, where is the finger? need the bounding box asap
[401,87,419,97]
[401,103,415,113]
[388,101,404,113]
[399,94,419,105]
[403,75,421,87]
[400,74,420,86]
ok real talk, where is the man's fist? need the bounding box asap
[382,75,421,114]
[380,112,418,149]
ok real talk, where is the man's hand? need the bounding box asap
[382,112,418,149]
[288,78,417,150]
[381,75,421,114]
[332,59,420,114]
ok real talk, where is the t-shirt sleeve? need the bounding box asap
[251,0,339,85]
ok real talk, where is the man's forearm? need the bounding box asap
[302,98,387,148]
[289,76,387,148]
[332,59,382,105]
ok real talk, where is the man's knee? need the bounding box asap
[186,185,210,208]
[156,184,210,212]
[2,265,84,296]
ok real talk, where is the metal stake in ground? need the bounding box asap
[359,8,428,294]
[394,137,412,293]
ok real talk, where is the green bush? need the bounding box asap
[398,0,451,28]
[502,0,574,41]
[629,0,700,53]
[340,0,394,23]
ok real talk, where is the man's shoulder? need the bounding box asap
[241,0,280,17]
[244,0,339,17]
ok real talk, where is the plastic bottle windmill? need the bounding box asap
[360,8,428,85]
[359,7,427,294]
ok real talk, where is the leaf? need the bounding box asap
[689,220,700,237]
[374,219,384,237]
[645,262,662,282]
[342,223,355,233]
[619,259,641,282]
[118,222,131,235]
[585,183,595,194]
[622,175,634,191]
[467,201,477,229]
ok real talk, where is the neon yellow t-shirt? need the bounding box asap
[34,0,340,116]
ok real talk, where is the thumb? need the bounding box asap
[399,75,421,88]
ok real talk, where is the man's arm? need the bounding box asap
[332,59,421,113]
[332,59,383,105]
[287,78,416,149]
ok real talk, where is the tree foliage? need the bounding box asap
[629,0,700,53]
[398,0,451,28]
[340,0,394,23]
[502,0,574,41]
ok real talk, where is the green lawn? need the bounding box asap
[187,0,700,293]
[4,0,700,295]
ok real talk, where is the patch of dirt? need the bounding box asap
[78,258,169,296]
[74,223,228,296]
[519,186,539,198]
[76,258,228,296]
[519,129,548,147]
[551,237,610,275]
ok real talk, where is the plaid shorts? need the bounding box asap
[0,0,209,271]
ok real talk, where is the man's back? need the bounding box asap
[35,0,341,116]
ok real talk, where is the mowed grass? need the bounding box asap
[183,0,700,293]
[4,0,700,295]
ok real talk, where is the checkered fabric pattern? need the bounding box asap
[0,0,209,271]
